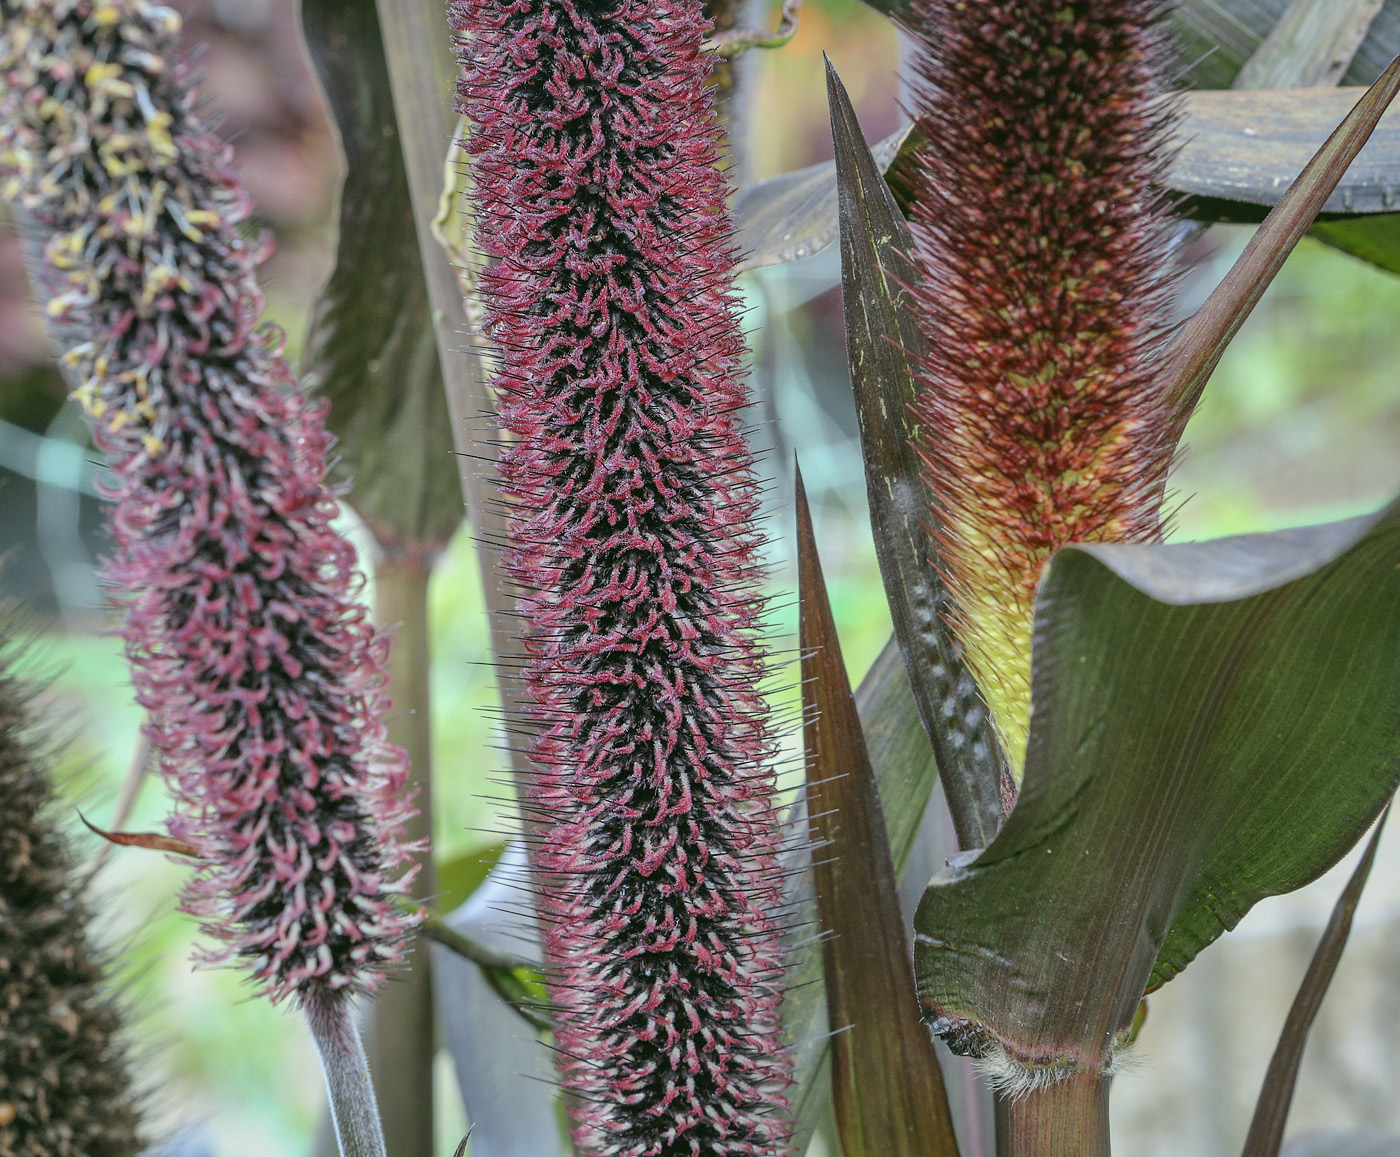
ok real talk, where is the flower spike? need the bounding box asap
[902,0,1179,777]
[0,626,143,1157]
[452,0,793,1152]
[0,0,417,1005]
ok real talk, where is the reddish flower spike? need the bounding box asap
[903,0,1178,775]
[0,0,417,1004]
[452,1,793,1153]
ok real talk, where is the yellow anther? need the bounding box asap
[84,61,123,89]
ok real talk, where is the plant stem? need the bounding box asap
[372,0,532,795]
[305,988,389,1157]
[365,551,437,1157]
[996,1074,1111,1157]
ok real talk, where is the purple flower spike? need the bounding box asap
[452,0,793,1153]
[0,0,416,1003]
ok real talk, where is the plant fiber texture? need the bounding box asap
[452,1,792,1153]
[0,0,416,1003]
[0,631,142,1157]
[903,0,1178,777]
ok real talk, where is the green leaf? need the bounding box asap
[735,125,910,272]
[1310,213,1400,272]
[856,636,947,872]
[436,842,507,915]
[1242,810,1389,1157]
[301,0,462,552]
[797,467,960,1157]
[913,499,1400,1073]
[825,59,1004,850]
[1161,60,1400,429]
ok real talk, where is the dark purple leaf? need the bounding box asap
[798,467,960,1157]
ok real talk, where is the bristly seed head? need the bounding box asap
[0,0,417,1003]
[902,0,1178,776]
[452,0,792,1152]
[0,626,143,1156]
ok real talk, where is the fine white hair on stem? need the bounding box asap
[974,1040,1140,1101]
[303,988,387,1157]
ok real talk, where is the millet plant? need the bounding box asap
[1,1,1400,1156]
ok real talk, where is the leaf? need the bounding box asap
[431,844,569,1157]
[1233,0,1384,90]
[797,467,960,1157]
[1242,809,1389,1157]
[913,498,1400,1073]
[436,841,508,914]
[1309,212,1400,272]
[856,636,947,871]
[851,0,915,30]
[825,59,1004,850]
[373,0,533,793]
[735,125,911,272]
[1283,1134,1400,1157]
[784,634,946,1146]
[78,812,199,858]
[1161,60,1400,429]
[1172,0,1400,89]
[301,0,462,552]
[736,89,1400,277]
[1173,88,1400,218]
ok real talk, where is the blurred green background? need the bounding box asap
[1,1,1398,1155]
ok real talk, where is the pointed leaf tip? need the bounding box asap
[798,476,961,1157]
[78,811,200,858]
[826,58,1004,850]
[1242,808,1390,1157]
[1162,54,1400,428]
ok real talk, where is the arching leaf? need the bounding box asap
[914,498,1400,1072]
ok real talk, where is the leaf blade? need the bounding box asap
[913,499,1400,1071]
[1172,0,1400,89]
[735,125,910,272]
[300,0,462,551]
[1161,58,1400,427]
[737,89,1400,276]
[1232,0,1383,90]
[797,467,960,1157]
[1241,809,1390,1157]
[826,59,1004,851]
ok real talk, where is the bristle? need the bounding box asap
[902,0,1177,775]
[0,0,417,1003]
[452,0,792,1152]
[0,626,143,1156]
